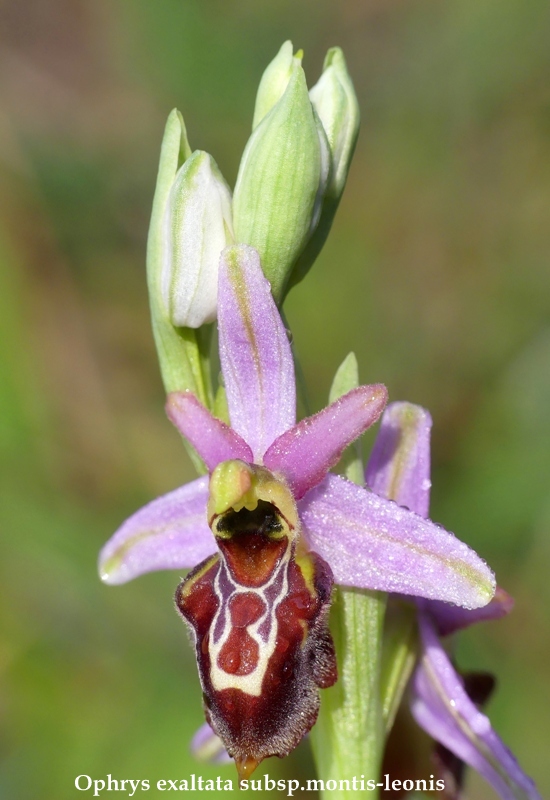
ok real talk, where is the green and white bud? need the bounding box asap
[232,52,322,303]
[285,48,360,295]
[252,40,300,130]
[310,109,332,237]
[309,47,360,197]
[146,109,219,427]
[161,151,233,328]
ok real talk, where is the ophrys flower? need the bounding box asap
[99,245,495,779]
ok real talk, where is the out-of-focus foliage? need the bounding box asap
[1,1,549,797]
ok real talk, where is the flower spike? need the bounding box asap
[99,42,533,790]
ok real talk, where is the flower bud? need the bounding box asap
[232,53,322,303]
[161,151,233,328]
[285,48,360,294]
[310,108,332,237]
[146,109,221,415]
[252,40,300,129]
[309,47,360,197]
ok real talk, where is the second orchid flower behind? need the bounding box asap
[368,404,540,800]
[100,245,495,780]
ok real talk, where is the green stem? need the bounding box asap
[379,600,418,735]
[309,352,387,799]
[311,588,386,799]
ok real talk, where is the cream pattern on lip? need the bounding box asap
[207,538,291,696]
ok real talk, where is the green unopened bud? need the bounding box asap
[309,47,360,197]
[232,52,322,303]
[162,151,233,328]
[285,48,360,295]
[146,109,217,425]
[310,108,332,236]
[252,40,301,129]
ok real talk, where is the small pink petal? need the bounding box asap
[264,385,388,499]
[366,401,432,518]
[166,392,253,471]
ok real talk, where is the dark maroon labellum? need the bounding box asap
[175,497,336,780]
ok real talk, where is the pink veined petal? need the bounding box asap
[99,476,215,585]
[365,401,432,519]
[264,385,388,500]
[166,392,253,471]
[218,244,296,460]
[367,400,506,623]
[417,587,514,637]
[298,473,496,609]
[191,723,231,764]
[411,614,541,800]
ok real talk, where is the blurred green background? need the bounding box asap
[1,0,549,797]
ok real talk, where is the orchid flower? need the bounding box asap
[366,402,540,800]
[99,245,495,780]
